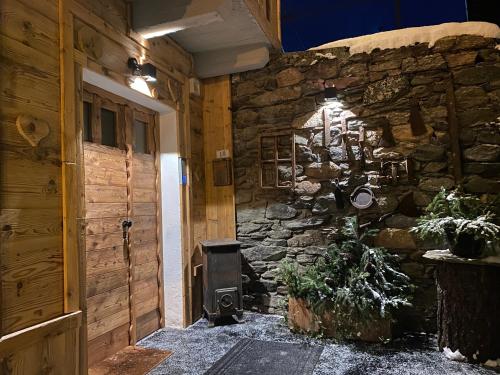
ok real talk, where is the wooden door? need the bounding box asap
[82,85,162,367]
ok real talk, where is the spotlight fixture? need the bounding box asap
[127,58,157,82]
[324,85,337,101]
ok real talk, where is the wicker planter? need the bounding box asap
[288,297,392,342]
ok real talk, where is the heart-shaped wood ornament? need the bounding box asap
[16,114,50,147]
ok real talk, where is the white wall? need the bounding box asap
[159,111,184,327]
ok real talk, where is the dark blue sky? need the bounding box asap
[281,0,468,51]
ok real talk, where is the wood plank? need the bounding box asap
[132,188,156,203]
[136,293,158,318]
[87,285,129,324]
[85,185,127,203]
[85,232,123,251]
[86,269,128,297]
[85,202,127,219]
[132,172,155,190]
[2,272,63,334]
[136,309,160,340]
[133,243,158,266]
[0,311,81,356]
[0,151,61,209]
[133,261,158,282]
[84,146,127,172]
[203,76,236,240]
[0,0,59,59]
[133,203,156,217]
[85,217,125,235]
[0,57,60,113]
[133,277,158,297]
[87,323,129,367]
[87,308,129,341]
[83,168,127,187]
[86,247,128,277]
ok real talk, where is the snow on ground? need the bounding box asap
[310,22,500,55]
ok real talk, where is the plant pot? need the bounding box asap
[445,230,485,259]
[287,297,392,342]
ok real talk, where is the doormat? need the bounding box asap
[204,338,323,375]
[89,346,171,375]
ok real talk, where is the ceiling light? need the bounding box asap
[324,86,337,101]
[127,58,157,82]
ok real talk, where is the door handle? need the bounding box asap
[122,220,133,239]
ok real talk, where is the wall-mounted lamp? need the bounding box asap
[324,85,337,102]
[127,58,157,82]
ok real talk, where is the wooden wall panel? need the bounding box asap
[0,0,64,337]
[131,153,161,340]
[0,312,80,375]
[83,143,130,365]
[202,76,236,240]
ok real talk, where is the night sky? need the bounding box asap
[281,0,470,52]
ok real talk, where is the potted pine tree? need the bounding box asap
[411,188,499,258]
[277,217,413,342]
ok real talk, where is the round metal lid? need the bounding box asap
[350,186,375,209]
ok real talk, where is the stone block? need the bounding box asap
[265,203,298,220]
[402,54,447,73]
[453,65,500,85]
[375,228,417,249]
[413,144,446,161]
[276,67,304,87]
[294,180,321,196]
[463,175,500,194]
[418,177,455,192]
[363,76,410,105]
[304,161,342,180]
[463,144,500,162]
[445,51,477,68]
[284,216,330,231]
[250,86,302,107]
[454,86,489,109]
[242,246,287,262]
[292,110,323,129]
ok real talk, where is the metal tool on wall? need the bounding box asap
[377,118,396,148]
[358,126,366,170]
[340,116,348,161]
[409,98,428,136]
[333,178,345,209]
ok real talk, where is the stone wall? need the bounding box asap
[231,34,500,332]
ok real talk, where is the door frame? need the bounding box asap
[76,68,186,359]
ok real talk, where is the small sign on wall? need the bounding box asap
[216,149,230,159]
[213,158,232,186]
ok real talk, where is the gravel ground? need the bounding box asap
[139,312,497,375]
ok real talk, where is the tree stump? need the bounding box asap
[428,251,500,363]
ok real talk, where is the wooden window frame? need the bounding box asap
[258,131,296,189]
[83,84,156,153]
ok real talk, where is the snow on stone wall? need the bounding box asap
[311,22,500,55]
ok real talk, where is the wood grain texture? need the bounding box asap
[202,76,236,240]
[0,0,65,339]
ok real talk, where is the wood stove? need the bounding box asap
[201,239,244,327]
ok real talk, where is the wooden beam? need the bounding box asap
[244,0,281,49]
[75,62,88,375]
[0,311,82,356]
[203,76,236,241]
[60,0,80,314]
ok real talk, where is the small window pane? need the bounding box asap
[261,162,276,187]
[133,120,148,154]
[101,108,116,147]
[83,101,92,142]
[261,137,275,160]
